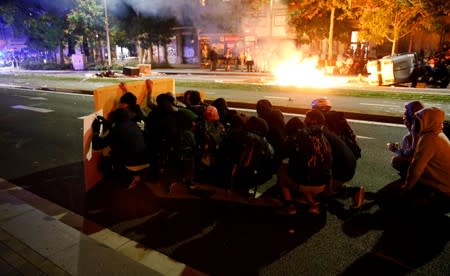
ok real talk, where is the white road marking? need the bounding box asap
[11,105,54,113]
[17,95,48,100]
[264,95,291,100]
[357,135,375,139]
[27,97,48,100]
[360,103,400,108]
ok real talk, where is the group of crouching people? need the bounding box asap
[91,90,364,215]
[91,89,450,216]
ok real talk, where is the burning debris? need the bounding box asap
[95,70,117,78]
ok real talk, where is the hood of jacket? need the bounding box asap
[404,101,424,122]
[415,107,445,135]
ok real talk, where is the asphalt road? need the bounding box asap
[1,67,450,119]
[1,86,449,275]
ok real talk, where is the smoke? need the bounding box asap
[108,0,197,19]
[106,0,235,33]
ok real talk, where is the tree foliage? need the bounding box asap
[109,3,178,63]
[25,13,66,53]
[358,0,435,54]
[287,0,354,41]
[0,0,45,35]
[0,1,68,63]
[67,0,104,36]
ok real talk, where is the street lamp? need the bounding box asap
[103,0,112,68]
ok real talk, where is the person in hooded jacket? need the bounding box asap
[256,99,286,172]
[400,107,450,213]
[387,101,424,179]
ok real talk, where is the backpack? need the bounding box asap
[195,119,226,167]
[232,132,275,192]
[287,126,333,185]
[91,115,111,150]
[324,111,362,159]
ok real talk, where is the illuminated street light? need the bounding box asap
[103,0,112,68]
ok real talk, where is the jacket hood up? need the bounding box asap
[404,101,424,122]
[415,107,445,135]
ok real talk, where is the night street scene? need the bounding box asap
[0,0,450,275]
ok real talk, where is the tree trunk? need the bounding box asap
[142,49,148,63]
[150,44,154,64]
[408,33,414,53]
[328,1,336,65]
[163,44,169,65]
[59,41,64,65]
[391,38,397,55]
[157,44,161,64]
[136,41,143,63]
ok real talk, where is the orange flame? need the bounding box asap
[271,54,349,88]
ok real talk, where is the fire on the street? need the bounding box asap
[271,55,350,88]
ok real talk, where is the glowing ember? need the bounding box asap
[271,55,348,88]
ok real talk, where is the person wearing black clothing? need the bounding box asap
[186,90,208,119]
[209,47,219,71]
[119,92,146,130]
[256,99,286,171]
[108,108,149,189]
[212,97,239,130]
[305,109,364,209]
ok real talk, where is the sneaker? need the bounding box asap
[352,186,365,209]
[287,203,297,215]
[126,175,141,190]
[308,205,320,215]
[295,197,308,205]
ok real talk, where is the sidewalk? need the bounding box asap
[0,178,204,276]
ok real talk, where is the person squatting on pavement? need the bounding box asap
[106,108,150,190]
[400,107,450,213]
[119,92,146,128]
[379,106,450,215]
[311,97,361,160]
[387,100,424,179]
[310,97,365,209]
[277,112,333,215]
[256,99,286,171]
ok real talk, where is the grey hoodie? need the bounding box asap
[406,107,450,195]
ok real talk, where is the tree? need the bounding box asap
[112,3,177,64]
[25,13,66,63]
[67,0,105,63]
[0,0,37,34]
[358,0,433,55]
[0,0,70,64]
[287,0,354,64]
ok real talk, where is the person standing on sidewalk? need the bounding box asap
[239,50,246,71]
[245,48,254,72]
[209,47,219,71]
[224,48,233,72]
